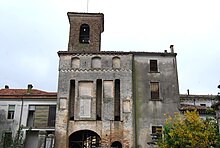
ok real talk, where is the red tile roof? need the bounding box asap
[179,104,215,115]
[180,94,216,100]
[0,89,57,99]
[179,104,207,111]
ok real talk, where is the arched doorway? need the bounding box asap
[69,130,101,148]
[111,141,122,148]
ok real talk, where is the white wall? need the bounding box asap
[0,98,56,138]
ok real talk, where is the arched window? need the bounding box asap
[112,57,120,69]
[79,24,90,43]
[71,57,80,69]
[92,57,101,68]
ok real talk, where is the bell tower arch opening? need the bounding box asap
[79,24,90,44]
[69,130,101,148]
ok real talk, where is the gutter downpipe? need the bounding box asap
[19,96,24,128]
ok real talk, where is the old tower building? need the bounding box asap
[55,12,179,148]
[55,12,134,148]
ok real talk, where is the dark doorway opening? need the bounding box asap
[96,79,102,120]
[114,79,120,121]
[111,141,122,148]
[69,130,101,148]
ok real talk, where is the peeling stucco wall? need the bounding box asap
[55,53,134,147]
[133,53,179,148]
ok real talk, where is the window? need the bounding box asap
[27,105,56,128]
[92,57,101,68]
[71,57,80,69]
[27,105,35,127]
[103,80,114,120]
[34,106,50,128]
[112,57,120,69]
[103,81,114,98]
[152,126,162,139]
[79,24,90,43]
[200,104,206,106]
[48,105,56,127]
[150,60,158,72]
[78,81,93,118]
[7,105,15,119]
[150,82,159,100]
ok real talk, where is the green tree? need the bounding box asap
[157,111,219,148]
[2,126,24,148]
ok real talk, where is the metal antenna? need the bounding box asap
[87,0,89,12]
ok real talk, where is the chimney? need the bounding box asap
[5,85,9,89]
[187,89,189,95]
[170,45,174,53]
[27,84,33,93]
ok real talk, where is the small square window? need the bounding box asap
[7,105,15,119]
[150,82,160,100]
[152,126,162,139]
[150,60,158,72]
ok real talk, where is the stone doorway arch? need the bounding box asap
[111,141,122,148]
[69,130,101,148]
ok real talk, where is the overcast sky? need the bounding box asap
[0,0,219,95]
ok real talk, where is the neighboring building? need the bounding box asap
[134,51,179,147]
[0,84,57,148]
[179,93,216,118]
[55,12,179,148]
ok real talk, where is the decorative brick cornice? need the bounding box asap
[59,68,132,73]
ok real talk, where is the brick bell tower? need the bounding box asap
[67,12,104,52]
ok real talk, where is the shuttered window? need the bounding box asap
[150,82,159,100]
[34,106,49,128]
[150,60,158,72]
[28,105,56,128]
[152,126,162,139]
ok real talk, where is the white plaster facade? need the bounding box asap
[0,85,57,148]
[180,94,216,119]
